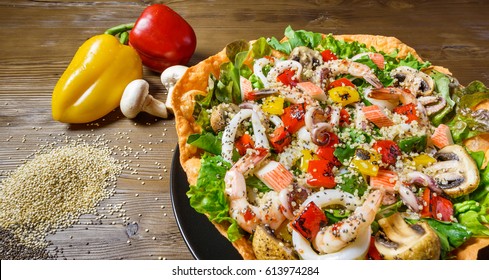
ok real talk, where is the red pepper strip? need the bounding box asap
[277,69,298,87]
[420,188,454,221]
[269,126,292,153]
[420,188,432,218]
[367,236,383,260]
[372,140,402,166]
[235,134,255,156]
[339,108,351,127]
[128,4,197,72]
[316,146,342,167]
[291,201,328,241]
[281,103,306,134]
[327,77,355,90]
[307,160,336,188]
[321,50,338,62]
[393,103,418,124]
[432,194,454,222]
[315,131,341,166]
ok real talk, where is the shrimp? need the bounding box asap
[367,87,430,126]
[367,87,417,105]
[224,149,287,233]
[313,190,383,254]
[325,59,383,89]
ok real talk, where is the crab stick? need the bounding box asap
[362,105,394,128]
[255,160,293,192]
[431,124,454,149]
[370,169,398,191]
[240,76,253,101]
[297,81,327,101]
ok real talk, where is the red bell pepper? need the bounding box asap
[372,140,401,166]
[269,126,292,153]
[315,131,341,166]
[277,69,298,87]
[307,159,336,188]
[128,4,197,72]
[432,195,454,222]
[291,201,328,241]
[235,133,255,156]
[420,188,432,218]
[393,103,418,124]
[321,50,337,62]
[339,108,351,127]
[367,236,383,260]
[420,188,454,222]
[327,77,355,90]
[281,103,306,134]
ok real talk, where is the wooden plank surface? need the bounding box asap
[1,0,488,260]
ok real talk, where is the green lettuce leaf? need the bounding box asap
[187,132,222,155]
[251,37,272,59]
[457,211,489,237]
[267,25,323,54]
[193,77,220,132]
[186,154,242,242]
[447,80,489,142]
[423,218,472,259]
[226,40,249,63]
[216,62,242,104]
[336,171,367,196]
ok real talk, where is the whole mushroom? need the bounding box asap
[120,79,168,119]
[160,65,188,113]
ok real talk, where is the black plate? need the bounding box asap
[170,147,243,260]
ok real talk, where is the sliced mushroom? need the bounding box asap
[289,46,323,73]
[391,66,434,96]
[375,213,441,260]
[425,144,480,198]
[210,103,240,133]
[252,225,298,260]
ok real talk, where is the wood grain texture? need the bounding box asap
[0,0,488,260]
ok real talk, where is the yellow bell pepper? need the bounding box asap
[299,149,319,173]
[412,154,436,171]
[328,86,360,106]
[351,149,381,177]
[52,34,143,123]
[262,96,285,115]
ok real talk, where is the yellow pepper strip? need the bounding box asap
[299,149,319,173]
[328,86,360,106]
[412,154,436,171]
[352,149,380,177]
[261,96,285,115]
[52,34,143,123]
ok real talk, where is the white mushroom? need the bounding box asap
[424,144,480,198]
[120,79,168,119]
[160,65,188,113]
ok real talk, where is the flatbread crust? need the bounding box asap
[171,33,484,260]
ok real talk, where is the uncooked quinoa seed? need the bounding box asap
[0,142,122,258]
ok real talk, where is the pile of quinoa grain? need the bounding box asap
[0,142,123,259]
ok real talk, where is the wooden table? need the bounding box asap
[1,0,488,260]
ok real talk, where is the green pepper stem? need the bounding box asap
[105,23,135,36]
[119,32,129,45]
